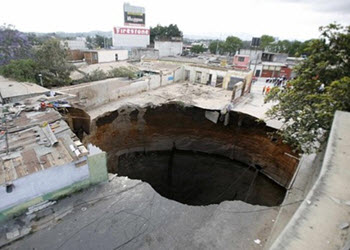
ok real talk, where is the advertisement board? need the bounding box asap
[123,3,145,27]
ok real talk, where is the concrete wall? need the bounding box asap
[155,41,183,58]
[63,67,185,110]
[0,158,89,212]
[131,48,159,60]
[0,148,108,221]
[98,50,128,63]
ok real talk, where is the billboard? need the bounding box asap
[251,37,261,47]
[112,27,150,48]
[123,3,145,27]
[113,27,149,35]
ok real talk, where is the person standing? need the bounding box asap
[262,86,266,94]
[266,86,271,95]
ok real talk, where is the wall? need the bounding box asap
[131,48,159,60]
[233,55,250,69]
[155,41,183,58]
[97,50,128,63]
[63,67,185,110]
[0,158,89,212]
[0,148,108,221]
[183,65,252,93]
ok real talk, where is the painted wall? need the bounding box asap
[233,55,250,69]
[98,50,128,63]
[0,159,89,212]
[154,41,183,58]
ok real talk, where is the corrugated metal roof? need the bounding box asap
[0,108,88,186]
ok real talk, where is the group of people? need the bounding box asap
[262,85,271,95]
[266,76,288,87]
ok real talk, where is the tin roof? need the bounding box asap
[0,107,88,186]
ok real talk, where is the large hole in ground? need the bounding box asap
[85,103,299,207]
[117,150,286,206]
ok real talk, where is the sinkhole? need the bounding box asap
[83,103,299,207]
[116,150,286,206]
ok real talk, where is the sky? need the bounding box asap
[1,0,349,41]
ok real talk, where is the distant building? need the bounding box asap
[112,27,150,49]
[83,49,129,64]
[154,38,183,58]
[233,55,250,70]
[62,39,87,50]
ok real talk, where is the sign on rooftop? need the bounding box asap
[124,3,145,27]
[251,37,261,47]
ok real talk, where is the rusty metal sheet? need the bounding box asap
[21,149,42,175]
[12,157,26,179]
[4,159,15,183]
[39,154,52,169]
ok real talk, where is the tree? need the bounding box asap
[150,24,182,44]
[0,59,38,82]
[34,38,74,87]
[0,24,32,66]
[209,40,225,54]
[260,35,275,51]
[190,44,206,54]
[266,24,350,153]
[223,36,242,55]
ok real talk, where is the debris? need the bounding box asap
[254,239,261,244]
[6,228,20,240]
[26,200,56,215]
[81,207,87,212]
[339,222,349,230]
[205,110,219,124]
[41,123,58,146]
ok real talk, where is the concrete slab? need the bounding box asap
[1,177,279,250]
[270,111,350,250]
[86,80,282,130]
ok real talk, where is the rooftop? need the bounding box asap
[0,76,49,102]
[0,104,88,187]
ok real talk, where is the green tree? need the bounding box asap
[0,59,38,82]
[266,24,350,153]
[190,44,206,54]
[34,38,74,87]
[223,36,242,55]
[260,35,275,50]
[209,40,225,54]
[150,24,182,44]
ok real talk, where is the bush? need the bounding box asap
[108,67,136,79]
[0,59,38,82]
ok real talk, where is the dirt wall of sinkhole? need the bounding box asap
[85,103,299,188]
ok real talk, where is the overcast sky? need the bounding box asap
[1,0,349,40]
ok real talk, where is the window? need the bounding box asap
[238,56,245,62]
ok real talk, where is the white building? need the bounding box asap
[84,49,129,64]
[112,26,150,49]
[62,39,87,50]
[154,40,183,58]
